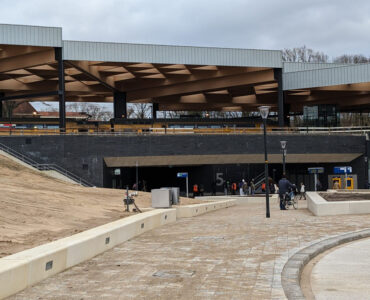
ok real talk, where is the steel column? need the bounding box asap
[113,92,127,119]
[274,68,285,127]
[152,103,158,119]
[0,93,3,118]
[55,48,66,132]
[263,119,270,218]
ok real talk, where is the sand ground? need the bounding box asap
[0,154,199,258]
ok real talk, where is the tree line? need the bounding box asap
[282,45,370,63]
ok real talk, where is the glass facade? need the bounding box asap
[303,105,339,127]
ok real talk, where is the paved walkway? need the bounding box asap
[11,199,370,300]
[311,237,370,300]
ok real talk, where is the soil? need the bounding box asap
[0,154,200,258]
[319,192,370,201]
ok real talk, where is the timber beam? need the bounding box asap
[65,60,117,91]
[0,48,56,73]
[126,69,275,101]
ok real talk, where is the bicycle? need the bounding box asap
[283,192,298,210]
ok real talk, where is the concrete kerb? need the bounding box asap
[194,195,278,205]
[176,199,236,218]
[0,199,235,299]
[281,228,370,300]
[307,191,370,216]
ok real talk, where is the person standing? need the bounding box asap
[211,181,217,196]
[299,182,306,200]
[223,181,228,195]
[333,180,340,190]
[278,175,294,210]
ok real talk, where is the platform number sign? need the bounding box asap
[216,173,225,186]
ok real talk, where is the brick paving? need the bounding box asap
[11,199,370,300]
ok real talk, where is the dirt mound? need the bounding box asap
[0,154,198,257]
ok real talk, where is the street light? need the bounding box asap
[280,140,287,175]
[259,106,270,218]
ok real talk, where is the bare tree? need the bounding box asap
[129,103,152,119]
[2,100,24,119]
[282,46,329,63]
[66,103,113,121]
[333,54,370,64]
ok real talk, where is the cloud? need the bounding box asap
[0,0,369,58]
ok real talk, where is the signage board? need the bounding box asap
[308,167,324,174]
[334,166,352,174]
[177,172,188,178]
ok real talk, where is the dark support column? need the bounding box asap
[113,92,127,119]
[55,48,66,132]
[366,133,370,188]
[284,101,290,126]
[152,103,158,119]
[274,68,285,127]
[0,93,4,118]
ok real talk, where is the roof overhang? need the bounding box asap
[104,153,363,167]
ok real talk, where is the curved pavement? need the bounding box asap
[311,237,370,300]
[10,199,370,299]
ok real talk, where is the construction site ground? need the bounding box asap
[0,154,199,258]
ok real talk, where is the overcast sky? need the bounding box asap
[1,0,370,59]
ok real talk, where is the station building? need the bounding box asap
[0,24,369,192]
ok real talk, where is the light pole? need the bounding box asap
[259,106,270,218]
[280,140,287,175]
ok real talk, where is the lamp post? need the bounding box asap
[259,106,270,218]
[280,140,287,175]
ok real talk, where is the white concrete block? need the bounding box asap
[0,209,176,299]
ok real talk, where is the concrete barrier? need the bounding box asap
[195,195,278,205]
[307,192,370,216]
[0,209,176,299]
[0,199,236,299]
[176,199,236,218]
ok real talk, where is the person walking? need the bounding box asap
[193,184,199,198]
[250,179,255,195]
[316,178,322,191]
[278,175,294,210]
[199,184,205,196]
[239,179,244,196]
[242,180,249,196]
[299,182,306,200]
[231,182,237,195]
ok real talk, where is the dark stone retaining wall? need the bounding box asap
[0,134,366,187]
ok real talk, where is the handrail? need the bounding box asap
[253,171,266,190]
[0,143,94,187]
[0,126,370,136]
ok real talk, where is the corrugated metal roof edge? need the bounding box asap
[0,23,62,30]
[283,62,370,75]
[62,39,283,55]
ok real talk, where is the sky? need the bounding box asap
[1,0,369,111]
[1,0,370,59]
